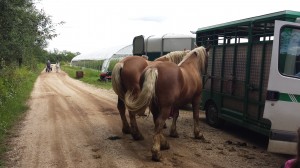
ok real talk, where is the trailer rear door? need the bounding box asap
[264,20,300,155]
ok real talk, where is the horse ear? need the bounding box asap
[194,42,198,48]
[205,44,212,52]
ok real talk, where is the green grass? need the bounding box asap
[62,65,113,90]
[0,64,44,166]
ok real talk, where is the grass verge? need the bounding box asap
[61,65,112,90]
[0,64,44,167]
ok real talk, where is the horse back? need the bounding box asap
[121,56,148,92]
[152,62,183,104]
[152,61,202,106]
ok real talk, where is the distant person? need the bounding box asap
[282,127,300,168]
[46,60,51,72]
[56,62,60,73]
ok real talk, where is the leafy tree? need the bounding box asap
[44,50,79,64]
[0,0,62,69]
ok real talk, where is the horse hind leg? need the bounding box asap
[169,107,179,138]
[160,134,170,150]
[129,111,144,140]
[150,103,167,129]
[151,107,170,161]
[117,98,131,134]
[152,132,170,161]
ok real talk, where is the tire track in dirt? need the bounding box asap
[42,73,106,167]
[58,75,118,115]
[30,76,52,168]
[53,74,170,166]
[34,73,68,167]
[41,72,146,167]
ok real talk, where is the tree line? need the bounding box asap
[0,0,78,109]
[0,0,78,69]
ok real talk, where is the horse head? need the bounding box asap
[204,45,211,75]
[188,46,209,75]
[192,43,211,75]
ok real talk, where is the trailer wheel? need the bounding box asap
[205,103,223,128]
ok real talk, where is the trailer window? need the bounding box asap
[279,26,300,78]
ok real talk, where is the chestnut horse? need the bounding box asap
[125,46,209,161]
[111,50,189,140]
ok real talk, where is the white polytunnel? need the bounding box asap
[101,44,133,72]
[71,45,129,61]
[70,44,133,72]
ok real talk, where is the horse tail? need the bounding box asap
[112,62,125,100]
[125,68,157,114]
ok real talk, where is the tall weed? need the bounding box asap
[0,64,43,166]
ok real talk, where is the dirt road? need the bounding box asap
[5,70,289,168]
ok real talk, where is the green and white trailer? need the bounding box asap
[196,10,300,155]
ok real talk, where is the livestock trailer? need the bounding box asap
[132,34,196,61]
[196,10,300,155]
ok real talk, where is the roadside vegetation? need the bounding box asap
[0,64,44,166]
[0,0,115,166]
[0,0,78,166]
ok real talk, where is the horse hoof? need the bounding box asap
[170,131,179,138]
[151,153,162,162]
[195,134,204,140]
[132,133,144,141]
[160,142,170,150]
[163,123,167,129]
[122,128,131,134]
[169,133,179,138]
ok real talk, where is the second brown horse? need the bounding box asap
[111,51,188,140]
[125,46,209,161]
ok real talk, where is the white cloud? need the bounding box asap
[131,16,166,23]
[36,0,300,53]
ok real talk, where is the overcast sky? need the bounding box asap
[36,0,299,54]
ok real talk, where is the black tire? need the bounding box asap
[205,103,224,128]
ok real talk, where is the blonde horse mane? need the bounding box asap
[111,62,125,100]
[155,50,189,64]
[178,46,207,74]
